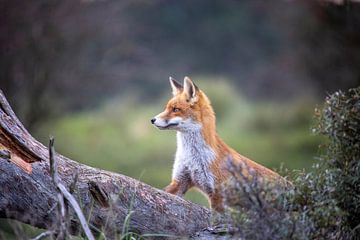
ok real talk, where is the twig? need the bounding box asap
[49,138,67,239]
[57,191,67,239]
[58,183,95,240]
[47,202,58,214]
[49,137,58,184]
[69,170,79,194]
[49,137,95,240]
[30,230,53,240]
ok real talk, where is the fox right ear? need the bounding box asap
[169,77,183,96]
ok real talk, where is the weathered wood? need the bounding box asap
[0,90,211,238]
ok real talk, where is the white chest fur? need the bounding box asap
[172,128,216,195]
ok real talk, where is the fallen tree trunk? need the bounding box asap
[0,90,211,238]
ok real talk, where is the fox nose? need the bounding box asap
[151,118,156,124]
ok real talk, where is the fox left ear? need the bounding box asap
[183,76,199,104]
[169,77,183,96]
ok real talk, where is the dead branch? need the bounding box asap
[0,90,211,239]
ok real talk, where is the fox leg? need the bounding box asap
[164,179,192,197]
[209,192,224,212]
[164,180,180,194]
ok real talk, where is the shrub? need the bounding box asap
[223,161,310,240]
[312,87,360,236]
[223,87,360,239]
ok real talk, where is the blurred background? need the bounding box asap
[1,0,360,207]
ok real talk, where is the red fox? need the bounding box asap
[151,76,284,211]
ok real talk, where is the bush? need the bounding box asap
[312,87,360,236]
[223,161,310,240]
[223,87,360,239]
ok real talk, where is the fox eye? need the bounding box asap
[172,107,180,112]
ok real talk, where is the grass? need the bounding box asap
[34,79,323,207]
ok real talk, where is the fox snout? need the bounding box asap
[150,117,166,126]
[151,115,182,130]
[150,116,163,126]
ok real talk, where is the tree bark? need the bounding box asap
[0,90,211,238]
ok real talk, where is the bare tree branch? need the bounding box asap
[0,90,211,239]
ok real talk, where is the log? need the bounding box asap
[0,90,211,238]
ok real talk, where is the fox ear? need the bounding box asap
[183,76,198,103]
[169,77,183,96]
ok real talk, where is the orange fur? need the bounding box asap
[156,77,284,211]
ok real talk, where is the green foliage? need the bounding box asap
[224,87,360,239]
[313,87,360,235]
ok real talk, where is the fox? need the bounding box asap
[151,76,285,211]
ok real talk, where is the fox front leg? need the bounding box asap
[164,178,192,197]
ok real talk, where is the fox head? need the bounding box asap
[151,76,213,132]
